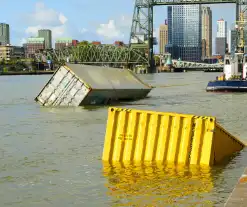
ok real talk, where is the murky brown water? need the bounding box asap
[0,72,247,206]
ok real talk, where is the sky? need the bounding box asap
[0,0,237,53]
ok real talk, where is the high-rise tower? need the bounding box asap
[159,21,168,55]
[0,23,10,45]
[166,5,202,62]
[216,19,227,56]
[201,7,212,58]
[38,29,52,49]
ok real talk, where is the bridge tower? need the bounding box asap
[130,0,155,73]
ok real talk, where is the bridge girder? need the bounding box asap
[130,0,247,73]
[172,60,223,69]
[35,45,149,66]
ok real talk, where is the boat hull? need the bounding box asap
[206,80,247,92]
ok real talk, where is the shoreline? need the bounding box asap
[0,70,54,76]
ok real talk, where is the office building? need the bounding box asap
[26,37,45,58]
[0,45,12,61]
[0,45,24,61]
[0,23,10,45]
[216,18,227,38]
[166,5,202,62]
[55,38,73,50]
[38,29,52,49]
[201,7,212,58]
[12,46,25,59]
[215,19,227,56]
[159,21,168,54]
[216,37,227,55]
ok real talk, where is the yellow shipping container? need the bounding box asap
[102,107,245,166]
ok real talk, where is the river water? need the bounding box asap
[0,72,247,207]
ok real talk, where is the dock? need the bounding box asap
[225,167,247,206]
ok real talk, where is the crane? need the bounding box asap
[235,6,247,53]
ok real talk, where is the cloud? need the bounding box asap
[80,28,88,34]
[20,38,27,45]
[59,13,67,25]
[25,25,42,36]
[23,2,70,45]
[96,20,123,39]
[96,15,132,41]
[24,2,67,27]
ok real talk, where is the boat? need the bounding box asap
[206,53,247,92]
[206,8,247,92]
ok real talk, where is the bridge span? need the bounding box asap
[35,45,223,72]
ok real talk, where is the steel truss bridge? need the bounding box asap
[36,0,247,72]
[172,60,223,70]
[35,45,149,67]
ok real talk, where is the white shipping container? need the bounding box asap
[35,64,152,106]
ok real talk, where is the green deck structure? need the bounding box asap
[35,45,148,67]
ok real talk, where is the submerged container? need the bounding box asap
[102,107,246,166]
[35,64,152,106]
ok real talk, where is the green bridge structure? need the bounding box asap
[35,0,247,73]
[35,44,149,68]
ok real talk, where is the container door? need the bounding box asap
[36,66,90,106]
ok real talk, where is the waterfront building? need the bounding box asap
[26,37,45,58]
[55,38,73,50]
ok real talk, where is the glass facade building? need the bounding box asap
[166,5,202,62]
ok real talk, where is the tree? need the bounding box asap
[78,41,89,46]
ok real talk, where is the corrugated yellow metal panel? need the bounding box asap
[213,123,245,164]
[102,107,246,166]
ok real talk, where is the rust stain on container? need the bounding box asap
[102,107,246,166]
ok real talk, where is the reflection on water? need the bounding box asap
[103,162,217,206]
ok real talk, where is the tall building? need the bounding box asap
[216,19,227,56]
[38,29,52,49]
[0,23,10,45]
[26,37,45,58]
[216,18,227,37]
[166,5,202,62]
[159,21,168,54]
[201,7,212,58]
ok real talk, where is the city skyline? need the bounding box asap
[0,0,236,52]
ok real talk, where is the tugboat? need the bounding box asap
[206,9,247,92]
[206,53,247,92]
